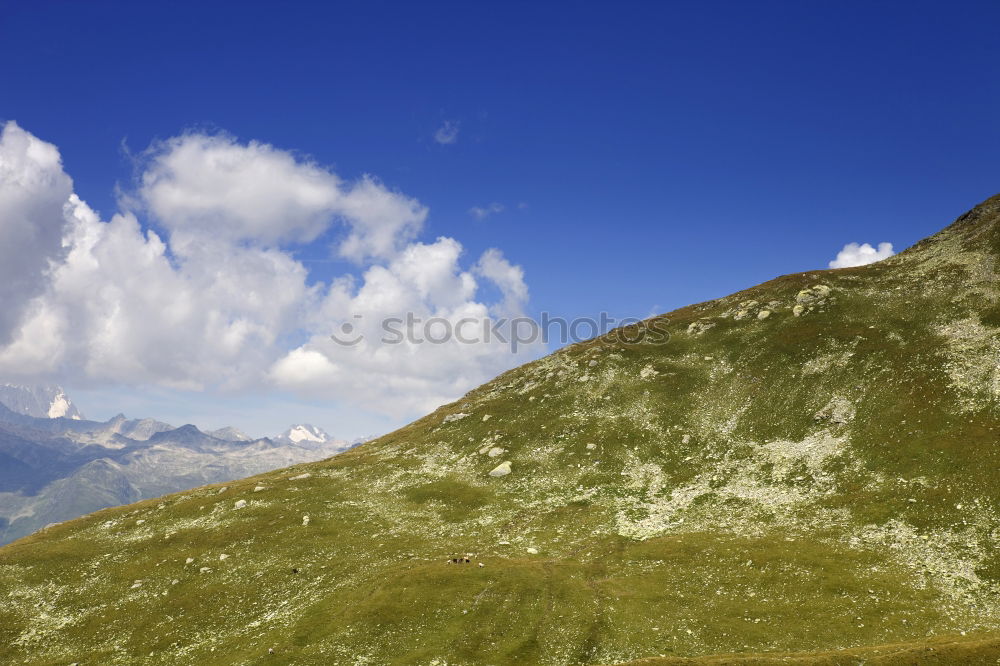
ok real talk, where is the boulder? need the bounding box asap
[489,461,512,477]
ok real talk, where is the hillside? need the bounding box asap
[2,195,1000,664]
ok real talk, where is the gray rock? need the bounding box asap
[489,461,512,477]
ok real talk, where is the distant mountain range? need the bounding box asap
[0,384,358,545]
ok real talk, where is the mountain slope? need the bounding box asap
[3,195,1000,664]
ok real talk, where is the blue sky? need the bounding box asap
[2,1,999,438]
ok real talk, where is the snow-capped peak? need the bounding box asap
[282,424,330,444]
[47,391,73,418]
[0,383,84,420]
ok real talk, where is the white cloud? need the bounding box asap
[0,124,536,421]
[433,120,460,145]
[0,194,316,389]
[271,241,539,416]
[828,241,895,269]
[469,202,504,220]
[475,248,528,317]
[334,175,427,262]
[140,134,341,246]
[140,133,427,261]
[0,122,73,345]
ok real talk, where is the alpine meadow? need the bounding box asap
[3,195,1000,664]
[4,2,1000,665]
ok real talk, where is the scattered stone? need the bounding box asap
[526,547,539,555]
[219,553,229,561]
[131,581,142,589]
[185,557,195,564]
[586,443,597,450]
[688,320,716,336]
[234,499,248,510]
[217,487,228,494]
[682,434,691,444]
[796,284,832,305]
[289,473,311,481]
[757,310,771,320]
[813,396,855,424]
[489,461,512,477]
[443,412,469,423]
[588,359,598,367]
[639,364,658,379]
[199,567,211,573]
[171,579,179,585]
[253,486,266,492]
[487,446,505,458]
[302,515,311,527]
[793,304,806,317]
[482,414,492,422]
[136,519,145,525]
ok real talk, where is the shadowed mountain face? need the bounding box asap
[2,196,1000,664]
[0,404,353,546]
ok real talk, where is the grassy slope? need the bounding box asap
[2,195,1000,665]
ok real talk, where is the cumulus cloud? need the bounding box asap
[270,240,538,415]
[433,120,460,145]
[334,175,427,262]
[0,124,536,418]
[475,248,528,317]
[140,134,427,261]
[829,241,895,269]
[140,134,341,245]
[0,122,74,345]
[469,202,504,220]
[0,194,316,389]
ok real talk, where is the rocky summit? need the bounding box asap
[3,195,1000,664]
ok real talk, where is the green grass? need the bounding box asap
[2,194,1000,664]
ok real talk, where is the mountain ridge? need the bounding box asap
[0,395,355,546]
